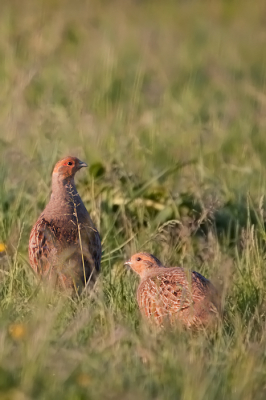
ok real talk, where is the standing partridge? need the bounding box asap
[125,252,220,329]
[29,156,101,291]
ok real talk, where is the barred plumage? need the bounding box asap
[125,252,220,329]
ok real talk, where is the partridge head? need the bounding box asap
[52,156,87,179]
[125,252,164,279]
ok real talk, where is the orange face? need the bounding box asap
[125,252,163,278]
[53,156,88,179]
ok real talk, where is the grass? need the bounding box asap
[0,0,266,398]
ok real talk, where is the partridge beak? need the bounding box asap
[124,259,132,269]
[78,160,88,169]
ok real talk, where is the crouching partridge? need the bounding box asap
[125,252,220,329]
[29,156,101,291]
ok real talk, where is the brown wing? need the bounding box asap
[28,217,58,276]
[191,271,220,316]
[137,271,193,325]
[76,224,101,289]
[82,224,101,274]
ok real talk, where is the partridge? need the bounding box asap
[125,252,220,329]
[29,156,101,291]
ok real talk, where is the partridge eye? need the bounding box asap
[136,257,141,262]
[67,162,73,166]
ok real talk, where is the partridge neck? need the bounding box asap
[44,174,81,216]
[140,267,166,280]
[51,174,77,197]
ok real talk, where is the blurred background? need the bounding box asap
[0,2,266,398]
[1,0,266,170]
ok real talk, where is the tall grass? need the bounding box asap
[0,0,266,398]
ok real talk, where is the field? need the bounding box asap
[0,0,266,398]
